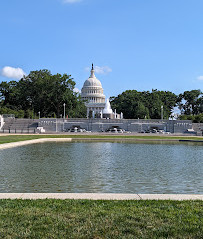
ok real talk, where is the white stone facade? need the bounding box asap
[81,64,105,117]
[0,115,4,129]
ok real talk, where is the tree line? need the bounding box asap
[110,89,203,122]
[0,69,202,122]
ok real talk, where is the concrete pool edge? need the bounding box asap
[1,137,203,150]
[0,193,202,200]
[0,138,73,149]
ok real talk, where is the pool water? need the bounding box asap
[0,141,202,194]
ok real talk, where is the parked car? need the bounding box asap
[106,128,124,133]
[151,129,158,133]
[67,127,86,133]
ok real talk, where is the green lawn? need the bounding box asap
[0,200,202,238]
[0,134,203,144]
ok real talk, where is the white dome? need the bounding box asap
[81,64,106,105]
[83,77,102,88]
[81,64,107,117]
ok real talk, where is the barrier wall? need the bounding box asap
[38,118,193,134]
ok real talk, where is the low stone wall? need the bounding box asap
[39,118,193,134]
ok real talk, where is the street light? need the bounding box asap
[63,103,66,120]
[63,103,66,132]
[161,105,163,120]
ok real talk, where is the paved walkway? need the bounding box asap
[0,193,202,200]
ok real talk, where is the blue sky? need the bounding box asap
[0,0,203,98]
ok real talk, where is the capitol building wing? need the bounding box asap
[81,64,106,117]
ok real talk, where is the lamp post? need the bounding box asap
[161,105,163,120]
[63,103,66,132]
[63,103,66,120]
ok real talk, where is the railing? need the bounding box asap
[0,128,36,134]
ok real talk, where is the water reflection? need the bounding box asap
[0,141,202,194]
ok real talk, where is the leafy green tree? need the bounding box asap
[178,90,202,115]
[0,69,86,118]
[196,96,203,114]
[179,113,203,123]
[0,106,25,118]
[136,102,150,119]
[110,90,177,119]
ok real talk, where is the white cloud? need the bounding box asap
[95,66,112,74]
[197,76,203,81]
[73,88,81,93]
[63,0,82,3]
[1,66,26,79]
[85,65,112,75]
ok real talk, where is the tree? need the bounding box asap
[136,102,150,119]
[110,90,177,119]
[178,90,202,115]
[0,69,86,118]
[196,96,203,114]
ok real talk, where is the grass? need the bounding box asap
[0,137,202,238]
[0,134,203,145]
[0,199,202,238]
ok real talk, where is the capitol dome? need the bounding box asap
[81,64,106,117]
[83,77,102,88]
[81,64,105,103]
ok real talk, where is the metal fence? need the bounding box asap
[0,128,36,134]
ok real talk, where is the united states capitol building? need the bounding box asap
[81,64,122,119]
[81,64,105,117]
[36,64,194,133]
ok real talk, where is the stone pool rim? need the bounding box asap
[0,137,203,150]
[0,193,202,200]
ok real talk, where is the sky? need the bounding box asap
[0,0,203,98]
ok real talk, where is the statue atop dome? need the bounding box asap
[90,63,95,78]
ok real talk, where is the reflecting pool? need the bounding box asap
[0,141,202,194]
